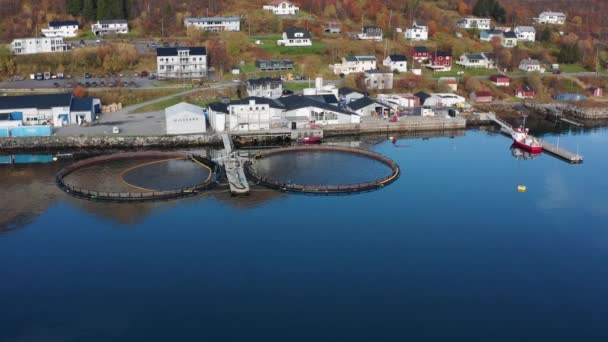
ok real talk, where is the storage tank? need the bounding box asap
[315,77,323,90]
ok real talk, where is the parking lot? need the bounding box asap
[0,73,159,90]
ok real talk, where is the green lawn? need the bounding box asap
[249,35,326,55]
[284,82,310,91]
[432,65,497,78]
[132,97,182,113]
[558,64,589,73]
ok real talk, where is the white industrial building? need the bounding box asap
[207,102,229,132]
[10,37,68,55]
[156,47,207,79]
[91,19,129,36]
[165,102,207,135]
[0,93,99,127]
[184,17,240,32]
[423,93,466,107]
[405,21,428,41]
[263,0,299,15]
[227,97,284,131]
[41,20,79,38]
[330,55,377,75]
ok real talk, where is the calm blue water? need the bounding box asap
[1,128,608,341]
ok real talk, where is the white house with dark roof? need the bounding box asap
[405,21,428,41]
[156,47,207,79]
[91,19,129,36]
[456,52,496,69]
[41,21,79,38]
[348,97,393,117]
[383,55,408,72]
[457,17,491,30]
[519,58,544,72]
[10,37,68,55]
[330,55,377,75]
[277,28,312,46]
[357,26,383,41]
[514,26,536,42]
[263,0,299,15]
[535,11,566,25]
[247,77,283,98]
[184,17,240,32]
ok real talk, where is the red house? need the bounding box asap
[427,51,452,72]
[515,84,535,99]
[470,91,493,103]
[411,46,429,62]
[587,87,603,97]
[489,74,511,87]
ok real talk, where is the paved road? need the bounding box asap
[432,71,608,80]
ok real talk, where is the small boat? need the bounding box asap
[511,127,542,154]
[298,136,322,144]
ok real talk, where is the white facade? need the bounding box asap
[247,78,283,99]
[277,29,311,46]
[383,55,407,72]
[228,99,283,131]
[11,37,67,55]
[424,93,466,107]
[41,21,79,38]
[357,26,383,41]
[165,102,207,135]
[263,1,299,15]
[456,53,496,69]
[535,12,566,24]
[514,26,536,42]
[330,56,377,75]
[519,58,545,72]
[184,17,240,32]
[91,20,129,36]
[405,21,428,41]
[457,17,492,30]
[157,47,207,79]
[283,106,359,126]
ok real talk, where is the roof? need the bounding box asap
[464,53,486,60]
[344,55,376,62]
[520,58,540,66]
[165,102,205,116]
[434,51,451,57]
[156,47,206,56]
[98,19,128,25]
[388,54,407,62]
[0,93,72,110]
[474,91,492,97]
[307,94,339,105]
[483,52,496,60]
[284,27,312,39]
[411,21,427,28]
[412,46,429,53]
[363,25,381,30]
[414,91,432,104]
[185,17,240,24]
[70,98,93,112]
[208,102,229,114]
[49,20,79,27]
[520,84,534,92]
[279,95,353,115]
[347,97,389,111]
[515,26,535,32]
[481,29,503,36]
[540,11,565,16]
[230,97,285,109]
[268,0,294,5]
[247,77,282,86]
[503,31,518,38]
[255,59,294,65]
[338,87,362,96]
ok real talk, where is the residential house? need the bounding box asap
[255,59,294,72]
[165,102,207,135]
[480,29,504,42]
[411,46,430,62]
[227,97,285,131]
[91,19,129,36]
[338,87,365,103]
[457,17,492,30]
[280,95,360,127]
[439,77,458,91]
[325,22,341,33]
[184,17,240,32]
[470,91,493,103]
[357,26,383,41]
[514,26,536,42]
[515,84,536,99]
[383,55,407,72]
[156,47,207,79]
[456,52,496,69]
[377,94,420,108]
[427,51,452,72]
[535,11,566,25]
[330,55,377,75]
[501,31,518,47]
[587,87,603,97]
[41,21,79,38]
[247,77,283,99]
[277,28,312,46]
[519,58,544,72]
[405,21,428,41]
[364,70,394,90]
[489,74,511,87]
[0,93,99,127]
[263,0,299,15]
[348,97,393,117]
[10,37,67,55]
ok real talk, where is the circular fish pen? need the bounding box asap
[245,145,400,195]
[56,151,219,202]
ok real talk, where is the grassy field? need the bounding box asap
[249,35,326,55]
[558,64,589,73]
[93,88,186,107]
[284,82,311,91]
[132,97,183,113]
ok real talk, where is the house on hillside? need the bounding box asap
[587,87,603,97]
[383,55,407,72]
[535,11,566,25]
[255,59,294,72]
[330,55,377,75]
[184,17,240,32]
[439,77,458,91]
[514,26,536,42]
[456,52,496,69]
[515,84,536,99]
[480,29,504,42]
[11,37,67,55]
[324,22,341,33]
[338,87,365,103]
[91,19,129,36]
[470,91,493,103]
[357,26,383,41]
[457,17,491,30]
[405,21,428,41]
[247,77,283,99]
[519,58,544,72]
[364,70,394,90]
[411,46,430,62]
[427,51,452,72]
[263,0,299,15]
[489,75,511,87]
[277,28,312,46]
[501,31,518,47]
[156,47,207,79]
[41,21,79,38]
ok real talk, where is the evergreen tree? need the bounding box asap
[66,0,83,16]
[473,0,506,23]
[558,43,581,64]
[83,0,96,20]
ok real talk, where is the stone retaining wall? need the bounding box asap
[525,103,608,120]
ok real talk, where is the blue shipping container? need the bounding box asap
[0,155,12,164]
[9,112,23,121]
[0,128,8,137]
[554,93,587,102]
[10,125,52,137]
[13,154,54,164]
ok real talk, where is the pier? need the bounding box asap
[488,113,583,164]
[218,133,250,195]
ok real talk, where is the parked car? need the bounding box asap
[100,81,105,87]
[553,70,561,75]
[66,74,72,79]
[85,73,92,78]
[129,81,137,87]
[53,82,60,87]
[84,81,91,87]
[140,71,149,77]
[163,42,170,47]
[91,81,98,87]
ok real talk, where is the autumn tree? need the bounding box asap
[73,85,87,98]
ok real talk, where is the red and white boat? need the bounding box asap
[298,136,322,144]
[511,127,542,154]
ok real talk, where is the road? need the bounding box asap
[432,71,608,80]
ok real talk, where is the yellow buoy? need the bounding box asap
[517,185,527,192]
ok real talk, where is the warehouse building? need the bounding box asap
[0,93,99,127]
[165,102,207,135]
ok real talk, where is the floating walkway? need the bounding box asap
[217,133,250,195]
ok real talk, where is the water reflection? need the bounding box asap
[510,145,541,160]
